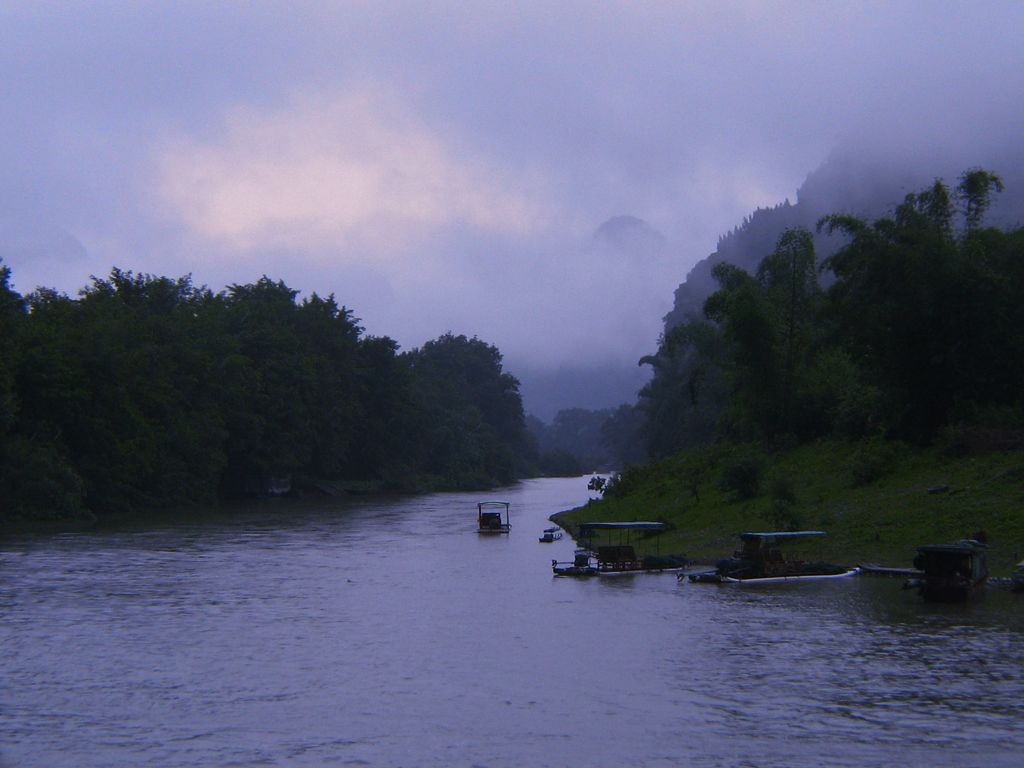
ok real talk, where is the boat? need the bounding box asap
[552,548,599,577]
[539,526,562,543]
[910,539,988,601]
[477,501,511,534]
[857,562,924,578]
[687,531,858,583]
[551,522,688,576]
[1012,561,1024,593]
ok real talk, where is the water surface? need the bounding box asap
[2,477,1022,767]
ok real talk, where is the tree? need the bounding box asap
[638,319,727,455]
[404,333,529,487]
[755,227,821,434]
[957,168,1004,234]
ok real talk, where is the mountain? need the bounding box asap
[664,146,1024,330]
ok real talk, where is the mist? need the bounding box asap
[2,2,1023,418]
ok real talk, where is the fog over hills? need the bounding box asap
[2,5,1022,428]
[665,143,1024,330]
[524,140,1024,422]
[516,214,669,420]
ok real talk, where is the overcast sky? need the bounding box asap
[2,1,1023,381]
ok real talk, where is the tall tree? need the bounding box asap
[755,227,820,434]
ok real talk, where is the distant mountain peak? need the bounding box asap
[591,215,667,256]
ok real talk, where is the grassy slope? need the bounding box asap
[551,440,1024,576]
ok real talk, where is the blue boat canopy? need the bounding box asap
[739,531,827,541]
[917,540,987,554]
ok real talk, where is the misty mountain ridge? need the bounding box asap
[664,145,1024,330]
[589,215,668,259]
[517,215,668,421]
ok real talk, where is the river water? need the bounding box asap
[2,476,1023,768]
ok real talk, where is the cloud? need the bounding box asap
[156,86,554,260]
[3,1,1024,410]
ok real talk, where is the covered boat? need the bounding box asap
[477,501,511,534]
[552,522,688,576]
[687,531,858,583]
[911,540,988,601]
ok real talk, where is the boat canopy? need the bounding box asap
[580,522,667,532]
[917,540,987,554]
[478,501,510,510]
[739,531,827,541]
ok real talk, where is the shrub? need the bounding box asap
[768,473,797,505]
[768,500,805,531]
[849,439,902,487]
[718,455,763,500]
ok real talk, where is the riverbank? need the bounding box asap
[550,439,1024,576]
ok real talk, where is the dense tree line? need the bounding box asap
[640,169,1024,455]
[526,404,647,476]
[0,269,532,528]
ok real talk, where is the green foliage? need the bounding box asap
[957,169,1004,233]
[848,438,904,487]
[539,449,583,477]
[599,404,647,467]
[638,319,727,457]
[768,472,797,505]
[718,454,763,500]
[552,438,1024,575]
[533,407,616,471]
[1,268,533,525]
[403,333,529,488]
[643,168,1020,454]
[768,500,805,532]
[0,435,89,525]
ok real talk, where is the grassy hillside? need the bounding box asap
[551,440,1024,576]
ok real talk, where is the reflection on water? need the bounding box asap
[2,477,1022,768]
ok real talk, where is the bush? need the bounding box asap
[768,500,805,531]
[0,436,90,525]
[718,455,763,500]
[849,439,902,487]
[768,473,797,505]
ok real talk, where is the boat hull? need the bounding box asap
[691,568,860,584]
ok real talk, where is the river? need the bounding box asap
[2,476,1022,767]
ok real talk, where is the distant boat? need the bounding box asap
[552,522,687,576]
[687,531,858,584]
[539,526,562,543]
[911,540,988,601]
[477,501,511,534]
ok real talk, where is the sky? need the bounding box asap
[2,1,1023,414]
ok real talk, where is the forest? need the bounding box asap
[3,168,1022,531]
[0,271,534,529]
[636,169,1024,458]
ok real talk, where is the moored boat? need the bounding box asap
[552,549,599,577]
[911,540,988,601]
[686,531,858,584]
[477,501,511,534]
[551,522,688,576]
[539,526,562,542]
[1012,561,1024,593]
